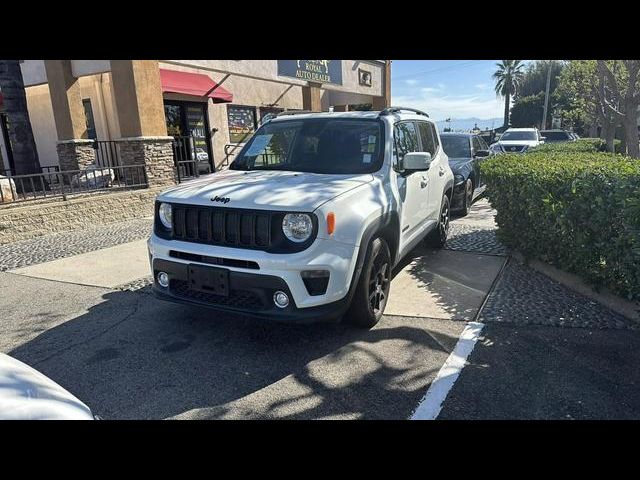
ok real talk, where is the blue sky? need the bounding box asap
[391,60,526,121]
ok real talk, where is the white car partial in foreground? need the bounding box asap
[0,353,93,420]
[489,127,545,154]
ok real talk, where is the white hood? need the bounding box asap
[0,353,93,420]
[159,169,374,211]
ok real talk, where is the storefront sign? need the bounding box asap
[277,60,343,85]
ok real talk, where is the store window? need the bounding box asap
[83,99,97,140]
[227,105,257,143]
[258,106,283,126]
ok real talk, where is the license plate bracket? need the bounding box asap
[188,264,230,297]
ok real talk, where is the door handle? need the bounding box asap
[420,176,428,188]
[439,166,445,177]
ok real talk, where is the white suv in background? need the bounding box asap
[489,127,544,154]
[148,107,454,328]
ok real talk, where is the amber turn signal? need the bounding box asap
[327,212,336,235]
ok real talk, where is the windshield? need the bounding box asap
[501,131,538,141]
[441,136,471,158]
[230,118,383,174]
[540,131,570,141]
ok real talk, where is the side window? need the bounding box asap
[472,136,483,153]
[393,122,420,170]
[417,121,439,156]
[430,123,440,155]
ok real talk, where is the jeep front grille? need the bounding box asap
[172,205,272,249]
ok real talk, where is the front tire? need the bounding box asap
[345,237,391,328]
[426,194,451,248]
[460,179,474,216]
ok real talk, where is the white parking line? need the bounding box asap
[410,321,485,420]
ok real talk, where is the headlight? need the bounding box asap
[159,203,172,230]
[282,213,313,243]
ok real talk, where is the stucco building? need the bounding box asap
[0,60,391,183]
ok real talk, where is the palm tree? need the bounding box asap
[493,60,525,129]
[0,60,41,175]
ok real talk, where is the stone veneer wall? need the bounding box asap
[0,187,165,245]
[56,139,96,171]
[117,137,176,187]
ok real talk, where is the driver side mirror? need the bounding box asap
[403,152,432,172]
[475,149,490,158]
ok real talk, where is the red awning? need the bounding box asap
[159,69,233,103]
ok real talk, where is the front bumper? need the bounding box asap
[152,258,349,323]
[148,232,361,323]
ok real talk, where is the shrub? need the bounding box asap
[481,151,640,300]
[529,138,622,154]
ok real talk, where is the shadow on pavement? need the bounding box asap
[9,286,460,420]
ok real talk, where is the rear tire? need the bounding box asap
[345,237,391,329]
[425,194,451,248]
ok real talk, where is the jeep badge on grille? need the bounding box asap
[212,196,231,204]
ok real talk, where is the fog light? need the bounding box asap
[273,291,289,308]
[157,271,169,288]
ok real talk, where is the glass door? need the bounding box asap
[186,103,213,173]
[164,101,214,174]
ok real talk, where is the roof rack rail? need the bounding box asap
[275,110,315,117]
[379,106,429,118]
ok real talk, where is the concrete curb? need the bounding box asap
[511,251,640,323]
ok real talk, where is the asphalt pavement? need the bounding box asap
[1,198,638,419]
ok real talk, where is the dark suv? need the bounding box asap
[440,133,491,216]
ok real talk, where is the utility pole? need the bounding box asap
[542,61,552,130]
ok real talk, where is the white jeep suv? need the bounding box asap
[489,127,544,154]
[148,107,454,328]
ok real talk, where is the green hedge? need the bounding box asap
[481,151,640,300]
[529,138,623,154]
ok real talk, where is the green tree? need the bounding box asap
[515,60,565,99]
[493,60,525,129]
[510,92,546,128]
[597,60,640,158]
[555,60,619,149]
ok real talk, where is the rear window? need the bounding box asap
[541,131,571,141]
[441,136,471,158]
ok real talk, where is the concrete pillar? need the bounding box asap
[110,60,175,187]
[44,60,94,171]
[302,82,322,112]
[372,60,392,111]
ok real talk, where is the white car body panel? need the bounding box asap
[160,169,374,212]
[0,353,93,420]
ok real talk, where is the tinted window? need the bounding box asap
[540,131,571,141]
[417,121,439,156]
[501,131,538,141]
[230,118,383,174]
[394,122,420,163]
[472,136,483,153]
[441,136,471,158]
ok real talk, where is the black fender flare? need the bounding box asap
[342,211,400,307]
